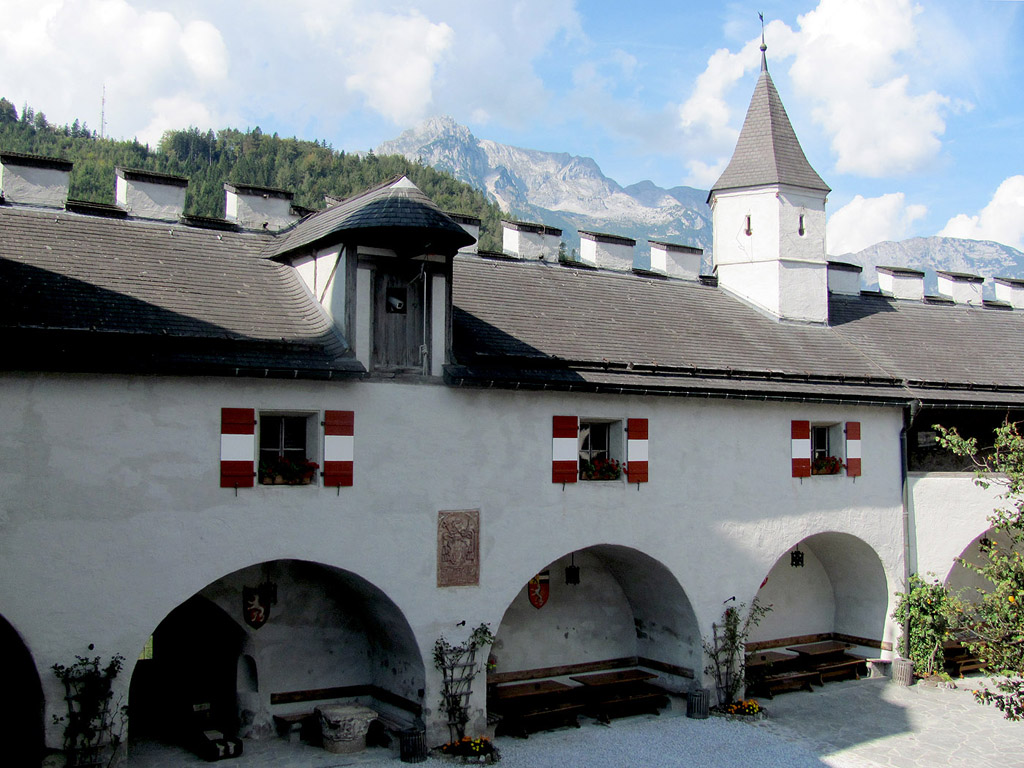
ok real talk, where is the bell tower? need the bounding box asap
[708,34,830,323]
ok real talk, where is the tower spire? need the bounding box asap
[759,12,767,72]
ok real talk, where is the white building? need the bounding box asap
[0,54,1019,763]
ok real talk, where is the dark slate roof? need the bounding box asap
[829,294,1024,405]
[0,206,361,377]
[450,256,1024,405]
[709,65,830,199]
[267,176,475,259]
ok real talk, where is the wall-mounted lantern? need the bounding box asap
[790,545,805,568]
[565,552,580,585]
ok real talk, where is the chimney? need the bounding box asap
[936,270,984,305]
[224,182,299,231]
[115,167,187,221]
[579,230,635,271]
[876,266,924,301]
[994,277,1024,309]
[648,240,703,280]
[446,212,481,254]
[501,220,562,260]
[827,260,862,296]
[0,151,72,208]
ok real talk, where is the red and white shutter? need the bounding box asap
[221,408,255,488]
[323,410,354,487]
[791,420,811,478]
[846,421,862,477]
[552,416,579,483]
[626,418,649,483]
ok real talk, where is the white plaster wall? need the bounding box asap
[503,228,555,260]
[749,547,835,642]
[778,187,826,264]
[909,473,1002,580]
[226,193,295,231]
[115,176,186,221]
[0,374,905,745]
[995,281,1024,309]
[711,188,782,268]
[494,552,636,672]
[717,260,780,316]
[778,260,828,323]
[581,238,633,272]
[0,164,69,207]
[937,275,983,305]
[828,267,861,296]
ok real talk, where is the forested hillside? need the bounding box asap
[0,98,503,249]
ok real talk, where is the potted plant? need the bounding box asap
[258,456,319,485]
[580,457,621,481]
[811,455,843,475]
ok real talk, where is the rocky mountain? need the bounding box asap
[837,237,1024,295]
[376,116,711,257]
[378,117,1024,291]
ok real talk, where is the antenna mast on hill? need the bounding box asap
[100,83,106,139]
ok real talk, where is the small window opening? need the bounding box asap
[579,420,622,481]
[744,215,752,236]
[811,424,842,475]
[259,414,317,485]
[798,214,805,236]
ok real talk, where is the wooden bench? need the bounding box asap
[569,670,669,724]
[751,670,822,698]
[816,657,867,682]
[489,680,583,738]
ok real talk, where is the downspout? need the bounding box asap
[899,399,922,657]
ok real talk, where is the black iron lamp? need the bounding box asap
[565,552,580,585]
[791,545,805,568]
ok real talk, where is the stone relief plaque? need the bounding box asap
[437,509,480,587]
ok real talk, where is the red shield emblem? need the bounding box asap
[243,584,274,629]
[528,571,549,610]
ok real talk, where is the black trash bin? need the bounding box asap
[399,728,428,763]
[686,688,710,719]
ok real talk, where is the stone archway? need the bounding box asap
[128,559,425,753]
[0,614,44,765]
[750,532,890,650]
[945,527,1007,601]
[491,545,700,689]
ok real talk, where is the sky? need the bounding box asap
[2,0,1023,255]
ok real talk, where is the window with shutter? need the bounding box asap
[552,416,579,483]
[221,408,255,488]
[323,410,354,487]
[626,418,649,483]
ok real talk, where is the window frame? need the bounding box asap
[257,411,319,486]
[578,418,623,481]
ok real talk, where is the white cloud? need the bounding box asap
[938,176,1024,250]
[344,12,454,124]
[678,0,956,181]
[0,0,234,144]
[827,193,927,254]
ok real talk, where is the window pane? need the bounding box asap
[260,415,283,452]
[282,417,306,451]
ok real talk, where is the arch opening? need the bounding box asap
[128,559,425,754]
[750,532,889,652]
[491,545,700,691]
[0,614,44,765]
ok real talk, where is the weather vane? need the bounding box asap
[758,12,768,70]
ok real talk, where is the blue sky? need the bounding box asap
[2,0,1022,254]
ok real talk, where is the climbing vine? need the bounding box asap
[433,623,495,743]
[52,646,128,768]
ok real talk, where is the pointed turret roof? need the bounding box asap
[708,56,829,201]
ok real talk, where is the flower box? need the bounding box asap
[811,456,843,475]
